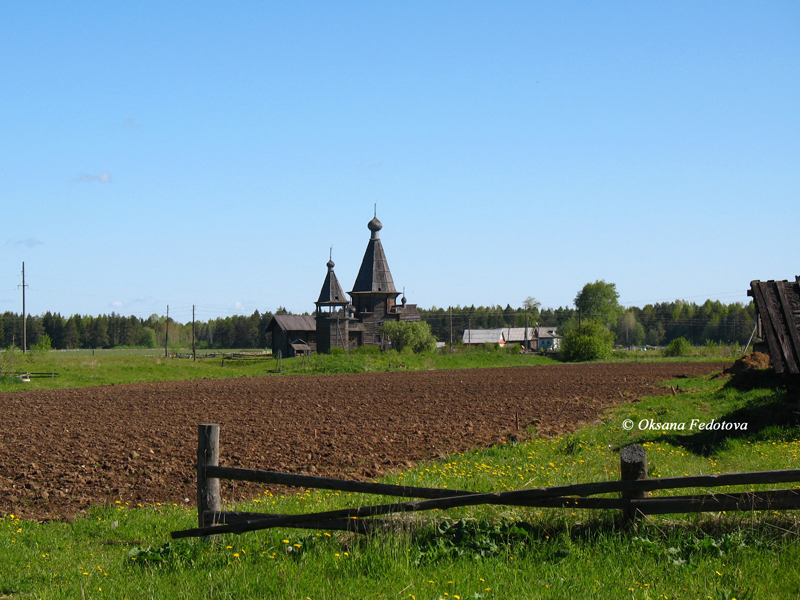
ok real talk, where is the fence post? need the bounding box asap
[197,424,221,530]
[620,443,648,522]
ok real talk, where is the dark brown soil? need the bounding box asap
[0,362,727,520]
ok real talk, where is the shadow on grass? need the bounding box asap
[628,370,797,457]
[408,511,800,565]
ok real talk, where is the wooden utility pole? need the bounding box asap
[449,306,453,351]
[525,312,529,353]
[165,305,169,358]
[192,305,196,361]
[20,262,28,353]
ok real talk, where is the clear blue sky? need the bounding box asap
[2,2,797,324]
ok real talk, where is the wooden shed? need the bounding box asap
[748,278,800,400]
[266,315,317,358]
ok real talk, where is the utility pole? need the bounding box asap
[449,306,453,351]
[192,305,196,361]
[525,312,529,353]
[165,305,169,358]
[20,262,28,353]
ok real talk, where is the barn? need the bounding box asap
[266,315,316,358]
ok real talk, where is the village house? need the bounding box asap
[461,326,561,351]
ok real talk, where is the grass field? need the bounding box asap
[0,343,739,393]
[0,347,560,393]
[2,364,798,599]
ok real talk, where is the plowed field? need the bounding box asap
[1,362,726,520]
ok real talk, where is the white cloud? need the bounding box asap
[78,172,112,183]
[234,301,246,311]
[7,237,43,247]
[111,301,124,308]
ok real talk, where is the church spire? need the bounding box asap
[316,251,348,306]
[351,212,397,294]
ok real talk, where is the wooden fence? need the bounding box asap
[172,351,273,365]
[0,370,59,381]
[171,424,800,539]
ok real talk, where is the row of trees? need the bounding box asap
[418,294,756,349]
[0,310,285,351]
[0,287,756,352]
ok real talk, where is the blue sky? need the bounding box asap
[2,2,798,324]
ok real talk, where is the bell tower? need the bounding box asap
[315,251,351,353]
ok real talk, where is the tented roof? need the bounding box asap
[317,261,349,306]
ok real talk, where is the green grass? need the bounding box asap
[0,347,558,393]
[611,344,746,362]
[0,341,743,393]
[3,367,800,598]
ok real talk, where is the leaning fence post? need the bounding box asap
[197,424,221,530]
[620,443,648,522]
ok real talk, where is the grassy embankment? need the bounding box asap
[3,366,799,598]
[0,341,742,393]
[0,347,559,393]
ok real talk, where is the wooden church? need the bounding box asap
[269,215,421,356]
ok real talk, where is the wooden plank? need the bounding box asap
[205,465,477,499]
[207,490,800,518]
[767,281,799,373]
[633,489,800,515]
[204,511,386,535]
[207,465,800,500]
[776,282,800,374]
[751,282,786,373]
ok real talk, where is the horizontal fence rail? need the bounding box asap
[0,371,60,379]
[171,424,800,540]
[174,352,273,360]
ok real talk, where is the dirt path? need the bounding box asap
[0,362,727,519]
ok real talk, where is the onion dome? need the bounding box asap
[368,217,383,239]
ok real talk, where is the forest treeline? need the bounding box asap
[420,299,757,348]
[0,299,755,351]
[0,310,281,351]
